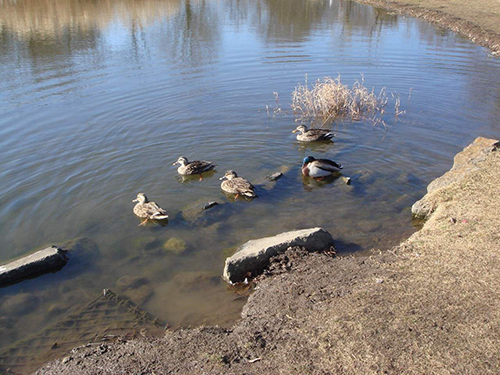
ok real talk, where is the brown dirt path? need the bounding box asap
[355,0,500,56]
[36,139,500,374]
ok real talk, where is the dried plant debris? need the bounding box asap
[291,75,404,127]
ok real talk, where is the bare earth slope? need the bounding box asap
[37,138,500,374]
[356,0,500,56]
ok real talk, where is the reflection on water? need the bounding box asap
[1,0,500,371]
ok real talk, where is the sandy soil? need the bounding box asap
[356,0,500,56]
[36,138,500,374]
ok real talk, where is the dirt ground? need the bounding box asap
[35,137,500,374]
[356,0,500,56]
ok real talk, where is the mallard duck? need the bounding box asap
[292,125,335,142]
[132,193,169,226]
[173,156,216,180]
[220,170,257,199]
[301,156,342,179]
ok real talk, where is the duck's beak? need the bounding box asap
[219,176,226,181]
[172,162,177,166]
[132,199,138,202]
[292,129,298,133]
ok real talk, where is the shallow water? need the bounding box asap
[1,0,500,367]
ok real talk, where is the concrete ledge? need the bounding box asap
[0,246,68,287]
[223,227,334,283]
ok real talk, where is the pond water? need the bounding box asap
[1,0,500,369]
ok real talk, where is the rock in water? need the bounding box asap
[223,227,334,283]
[266,172,283,181]
[0,246,68,287]
[163,238,187,254]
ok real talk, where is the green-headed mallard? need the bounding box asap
[301,156,342,179]
[132,193,169,226]
[173,156,216,180]
[220,170,257,199]
[292,125,335,142]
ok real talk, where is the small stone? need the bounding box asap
[163,238,187,254]
[450,217,457,224]
[341,176,351,185]
[266,172,283,181]
[62,356,72,364]
[375,278,384,284]
[203,201,219,210]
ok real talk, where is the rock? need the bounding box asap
[116,276,149,290]
[59,237,100,271]
[0,246,68,287]
[132,236,159,251]
[172,271,220,291]
[412,137,499,219]
[123,284,154,306]
[223,227,335,283]
[163,238,187,255]
[2,293,40,316]
[266,172,283,181]
[341,176,351,185]
[203,201,219,210]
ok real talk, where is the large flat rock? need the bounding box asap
[223,227,334,283]
[412,137,500,219]
[0,246,68,287]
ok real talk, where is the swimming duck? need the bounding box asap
[173,156,216,180]
[132,193,169,226]
[301,156,342,179]
[220,170,257,199]
[292,125,335,142]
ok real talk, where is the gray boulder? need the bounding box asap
[0,246,68,287]
[412,137,499,219]
[223,227,334,283]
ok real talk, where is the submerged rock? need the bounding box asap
[223,227,335,283]
[163,238,187,254]
[2,293,40,316]
[116,276,150,290]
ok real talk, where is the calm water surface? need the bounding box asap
[1,0,500,367]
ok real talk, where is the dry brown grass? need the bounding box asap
[291,75,390,126]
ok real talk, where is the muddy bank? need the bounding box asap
[355,0,500,56]
[36,138,500,374]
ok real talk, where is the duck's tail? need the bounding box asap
[152,213,169,220]
[243,191,257,198]
[325,132,335,140]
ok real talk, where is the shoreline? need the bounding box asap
[36,138,500,373]
[355,0,500,56]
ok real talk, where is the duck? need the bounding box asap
[292,125,335,142]
[301,156,342,179]
[220,170,257,199]
[173,156,216,180]
[132,193,169,226]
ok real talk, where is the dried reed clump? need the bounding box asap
[291,75,389,125]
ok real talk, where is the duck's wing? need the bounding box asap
[187,160,215,174]
[307,129,335,140]
[146,201,167,216]
[235,178,256,197]
[314,159,342,171]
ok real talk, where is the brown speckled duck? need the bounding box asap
[220,170,257,199]
[132,193,169,226]
[292,125,335,142]
[173,156,216,180]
